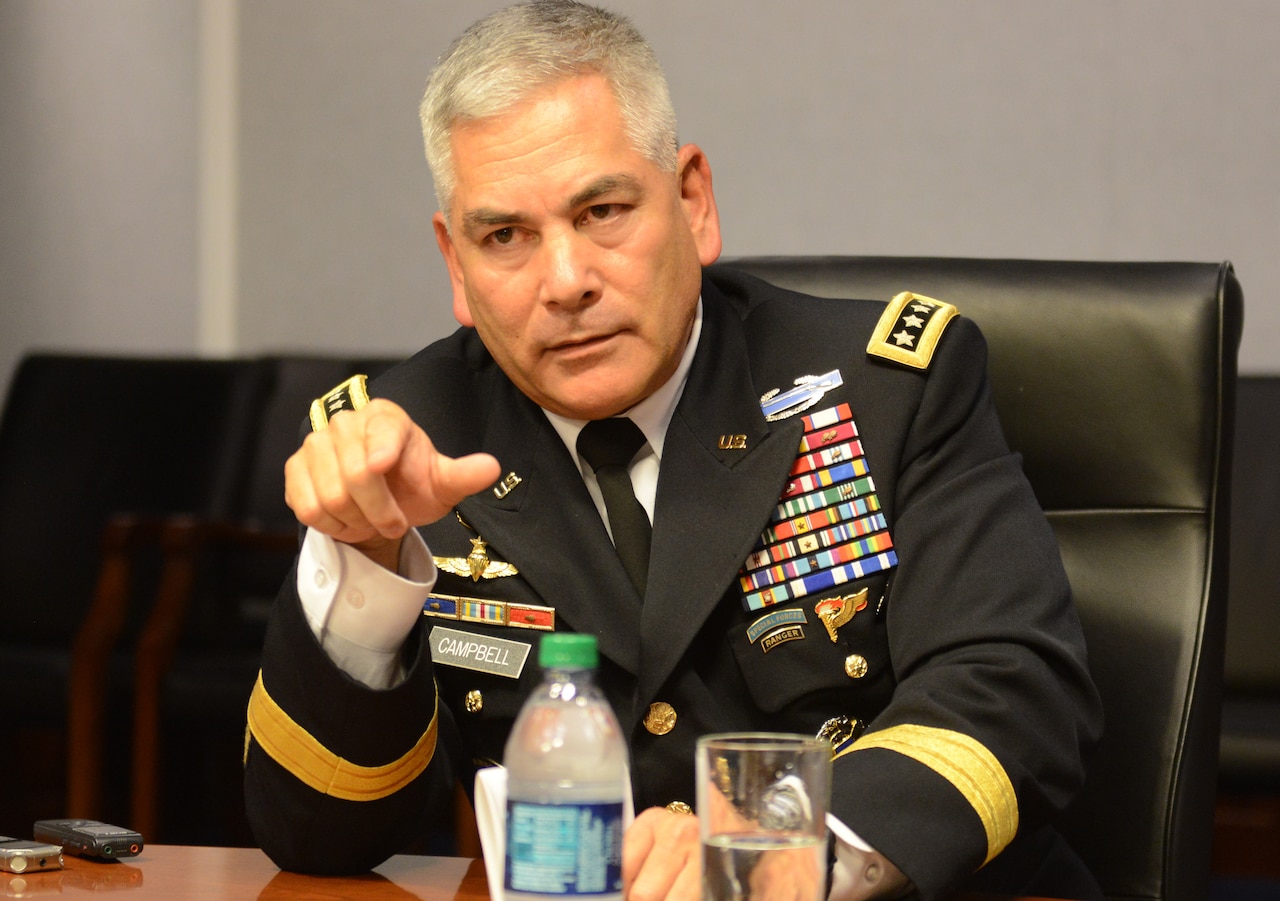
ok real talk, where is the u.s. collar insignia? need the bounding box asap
[434,536,519,581]
[760,369,844,422]
[814,588,868,642]
[309,374,370,432]
[867,292,958,370]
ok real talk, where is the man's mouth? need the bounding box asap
[549,331,619,354]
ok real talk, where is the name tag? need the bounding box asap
[429,626,531,680]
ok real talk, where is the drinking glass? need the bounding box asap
[696,732,831,901]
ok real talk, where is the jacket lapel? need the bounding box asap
[638,291,805,704]
[453,379,643,675]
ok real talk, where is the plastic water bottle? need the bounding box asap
[503,633,628,901]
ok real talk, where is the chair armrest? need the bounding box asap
[66,512,170,818]
[130,514,299,838]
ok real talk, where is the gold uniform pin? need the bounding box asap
[814,588,868,642]
[435,536,519,582]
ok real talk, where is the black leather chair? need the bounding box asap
[714,256,1243,901]
[1209,375,1280,883]
[127,354,401,844]
[1219,375,1280,794]
[0,352,267,833]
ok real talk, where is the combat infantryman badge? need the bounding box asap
[760,369,844,421]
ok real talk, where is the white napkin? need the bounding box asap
[472,765,636,901]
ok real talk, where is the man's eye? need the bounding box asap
[581,204,619,225]
[490,227,515,245]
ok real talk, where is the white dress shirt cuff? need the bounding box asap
[827,813,908,900]
[297,527,437,690]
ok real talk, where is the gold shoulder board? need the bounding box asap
[309,373,371,432]
[866,292,959,370]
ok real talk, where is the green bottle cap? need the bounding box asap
[539,633,598,669]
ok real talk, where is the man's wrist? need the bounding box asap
[350,533,405,571]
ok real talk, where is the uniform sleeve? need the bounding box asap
[833,317,1103,899]
[243,555,459,874]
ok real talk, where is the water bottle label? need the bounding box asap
[504,799,624,896]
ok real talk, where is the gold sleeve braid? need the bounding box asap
[836,724,1019,865]
[246,671,438,802]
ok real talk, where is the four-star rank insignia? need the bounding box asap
[867,292,958,370]
[435,536,519,582]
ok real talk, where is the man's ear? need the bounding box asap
[433,211,474,327]
[676,144,723,267]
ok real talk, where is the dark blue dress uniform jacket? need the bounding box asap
[244,267,1103,901]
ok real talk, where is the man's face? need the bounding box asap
[433,74,722,420]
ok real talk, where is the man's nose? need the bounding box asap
[539,230,602,308]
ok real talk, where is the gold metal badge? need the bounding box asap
[814,588,868,642]
[666,801,694,816]
[644,702,677,735]
[435,536,519,582]
[464,690,483,713]
[493,471,522,499]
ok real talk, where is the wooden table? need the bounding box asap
[0,844,1071,900]
[0,844,490,900]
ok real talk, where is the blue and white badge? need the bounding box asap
[760,369,844,421]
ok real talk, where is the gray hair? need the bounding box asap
[420,0,679,217]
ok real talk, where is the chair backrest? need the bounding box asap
[0,353,265,649]
[713,256,1243,901]
[1219,375,1280,791]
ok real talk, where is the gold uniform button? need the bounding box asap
[644,701,677,735]
[844,654,869,679]
[666,801,693,816]
[464,690,483,713]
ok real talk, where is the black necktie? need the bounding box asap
[577,417,651,596]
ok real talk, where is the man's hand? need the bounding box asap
[623,806,702,901]
[285,398,501,569]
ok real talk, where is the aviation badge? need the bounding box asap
[435,535,519,582]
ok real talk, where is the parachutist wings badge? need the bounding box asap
[814,588,868,642]
[435,536,519,582]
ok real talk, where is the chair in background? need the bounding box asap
[0,352,266,833]
[717,256,1242,901]
[1211,375,1280,880]
[126,355,403,845]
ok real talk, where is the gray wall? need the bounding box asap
[3,0,1278,406]
[0,0,201,381]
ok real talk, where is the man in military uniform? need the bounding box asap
[244,3,1103,899]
